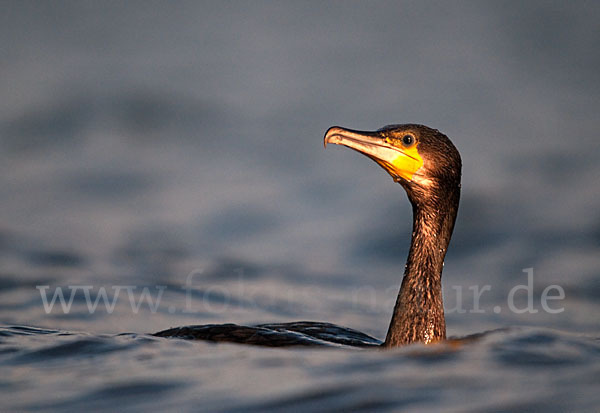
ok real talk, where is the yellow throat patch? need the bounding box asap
[391,143,424,182]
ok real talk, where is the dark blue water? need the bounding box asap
[1,2,599,411]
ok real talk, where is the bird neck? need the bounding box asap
[383,186,459,347]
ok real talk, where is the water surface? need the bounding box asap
[1,1,599,411]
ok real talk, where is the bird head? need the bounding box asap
[324,124,461,205]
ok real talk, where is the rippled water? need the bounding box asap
[1,2,599,411]
[2,325,599,411]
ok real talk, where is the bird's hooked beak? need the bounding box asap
[324,126,424,182]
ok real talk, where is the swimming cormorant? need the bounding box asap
[155,124,461,348]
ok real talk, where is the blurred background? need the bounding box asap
[2,2,599,411]
[1,0,598,337]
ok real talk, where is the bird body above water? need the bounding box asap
[155,124,462,348]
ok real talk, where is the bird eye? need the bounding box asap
[402,134,414,146]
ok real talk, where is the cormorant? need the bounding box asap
[155,124,461,348]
